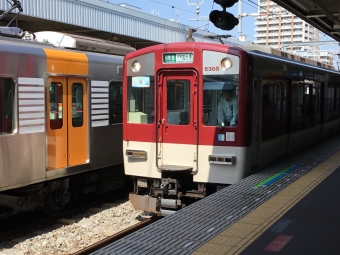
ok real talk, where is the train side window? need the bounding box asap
[127,76,155,124]
[72,83,83,128]
[325,83,340,122]
[49,82,63,130]
[109,82,122,124]
[0,78,15,135]
[262,79,289,141]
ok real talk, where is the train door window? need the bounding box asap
[337,83,340,112]
[302,84,310,114]
[290,81,312,131]
[109,82,122,124]
[0,78,15,135]
[332,87,336,112]
[127,76,155,124]
[166,80,190,125]
[336,86,340,112]
[203,75,239,127]
[326,84,340,121]
[313,82,321,124]
[262,81,277,140]
[49,82,63,130]
[274,84,282,121]
[325,85,333,122]
[281,82,288,121]
[331,86,340,118]
[328,87,334,113]
[72,83,83,127]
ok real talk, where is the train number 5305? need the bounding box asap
[204,66,219,71]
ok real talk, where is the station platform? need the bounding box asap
[92,133,340,255]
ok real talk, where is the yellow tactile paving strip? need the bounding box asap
[192,151,340,255]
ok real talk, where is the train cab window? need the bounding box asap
[0,78,15,135]
[166,80,190,125]
[203,75,239,127]
[127,76,154,124]
[49,82,63,130]
[72,83,83,128]
[109,82,122,124]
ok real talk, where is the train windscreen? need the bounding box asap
[127,76,155,124]
[203,75,239,127]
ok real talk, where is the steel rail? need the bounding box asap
[73,215,160,255]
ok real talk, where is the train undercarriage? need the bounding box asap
[129,172,225,216]
[0,165,125,219]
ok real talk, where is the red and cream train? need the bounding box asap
[123,42,340,215]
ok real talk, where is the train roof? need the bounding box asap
[242,44,335,71]
[33,31,135,56]
[0,30,135,56]
[124,41,338,73]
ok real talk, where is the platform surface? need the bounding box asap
[91,133,340,255]
[240,166,340,255]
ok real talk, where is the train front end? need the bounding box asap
[123,42,252,215]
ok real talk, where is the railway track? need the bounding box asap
[0,189,129,240]
[74,215,160,255]
[0,189,158,254]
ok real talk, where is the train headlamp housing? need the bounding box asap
[221,58,232,70]
[131,60,141,72]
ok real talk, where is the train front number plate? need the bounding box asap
[163,53,193,64]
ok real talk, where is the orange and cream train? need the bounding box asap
[123,42,340,216]
[0,34,134,217]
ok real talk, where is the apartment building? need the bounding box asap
[254,0,320,54]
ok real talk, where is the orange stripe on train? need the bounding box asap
[43,48,88,75]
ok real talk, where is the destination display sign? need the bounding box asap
[163,53,193,64]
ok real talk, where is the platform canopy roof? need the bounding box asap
[0,0,249,50]
[272,0,340,42]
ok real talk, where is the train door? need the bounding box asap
[156,71,198,172]
[47,76,88,170]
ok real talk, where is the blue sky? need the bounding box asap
[111,0,258,41]
[108,0,339,68]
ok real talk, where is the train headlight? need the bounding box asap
[131,60,141,72]
[221,58,232,70]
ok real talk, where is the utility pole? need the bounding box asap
[237,0,258,42]
[187,0,208,21]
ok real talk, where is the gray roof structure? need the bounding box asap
[0,0,250,49]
